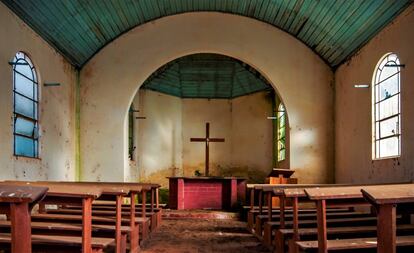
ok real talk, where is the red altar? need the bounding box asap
[168,177,246,210]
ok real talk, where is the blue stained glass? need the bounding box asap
[15,117,35,137]
[15,94,35,119]
[15,135,35,157]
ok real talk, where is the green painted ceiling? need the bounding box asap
[141,53,272,99]
[2,0,412,68]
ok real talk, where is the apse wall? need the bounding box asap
[335,5,414,184]
[80,12,334,183]
[0,3,76,180]
[129,89,273,187]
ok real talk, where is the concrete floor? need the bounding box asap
[140,218,271,253]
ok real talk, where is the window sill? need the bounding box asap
[372,155,400,161]
[14,155,41,161]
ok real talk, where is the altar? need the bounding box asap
[168,177,246,210]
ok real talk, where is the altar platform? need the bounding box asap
[168,176,246,210]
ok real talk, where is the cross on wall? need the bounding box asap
[190,122,225,177]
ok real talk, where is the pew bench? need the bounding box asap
[0,233,115,253]
[0,184,48,253]
[296,235,414,252]
[0,220,129,252]
[295,184,414,253]
[362,184,414,253]
[278,224,414,253]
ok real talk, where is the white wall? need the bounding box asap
[127,90,183,185]
[80,12,334,183]
[130,89,274,187]
[0,3,76,181]
[335,5,414,184]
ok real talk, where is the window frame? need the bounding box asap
[12,52,40,158]
[277,103,286,162]
[372,53,401,160]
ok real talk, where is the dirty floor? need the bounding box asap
[140,218,271,253]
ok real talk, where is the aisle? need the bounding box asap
[141,218,271,253]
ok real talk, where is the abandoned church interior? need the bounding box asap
[0,0,414,252]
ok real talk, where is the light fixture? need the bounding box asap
[354,84,370,88]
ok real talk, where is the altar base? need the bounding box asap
[168,177,246,210]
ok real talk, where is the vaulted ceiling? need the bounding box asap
[141,54,272,99]
[2,0,412,68]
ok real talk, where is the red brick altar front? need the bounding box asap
[168,177,246,210]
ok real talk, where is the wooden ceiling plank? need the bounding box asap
[320,0,379,60]
[326,0,398,64]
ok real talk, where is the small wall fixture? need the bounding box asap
[43,82,61,87]
[8,61,29,66]
[267,116,277,120]
[354,84,370,88]
[385,64,405,68]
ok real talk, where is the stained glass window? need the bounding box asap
[13,52,39,158]
[277,103,286,161]
[373,53,401,159]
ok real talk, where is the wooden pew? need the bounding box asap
[4,181,104,253]
[36,181,148,253]
[362,183,414,253]
[276,186,374,253]
[297,184,414,253]
[258,184,352,245]
[0,184,47,253]
[78,181,161,231]
[36,181,130,253]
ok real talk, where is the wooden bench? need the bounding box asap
[278,224,414,253]
[0,184,48,253]
[0,220,129,252]
[0,233,114,253]
[256,184,349,242]
[4,181,104,253]
[296,235,414,252]
[362,183,414,253]
[296,184,414,253]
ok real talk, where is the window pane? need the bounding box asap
[15,135,35,157]
[379,65,398,83]
[15,117,35,137]
[379,137,399,158]
[15,94,35,119]
[279,149,285,161]
[15,73,34,98]
[375,141,380,158]
[279,115,285,127]
[279,127,285,139]
[15,61,34,80]
[379,74,398,101]
[379,116,399,138]
[378,95,399,120]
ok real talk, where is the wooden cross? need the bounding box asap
[190,122,225,176]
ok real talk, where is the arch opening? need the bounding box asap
[126,53,290,187]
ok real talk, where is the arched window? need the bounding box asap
[13,52,39,158]
[373,53,401,159]
[277,103,286,161]
[128,105,135,160]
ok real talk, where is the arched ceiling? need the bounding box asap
[2,0,412,68]
[141,53,272,99]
